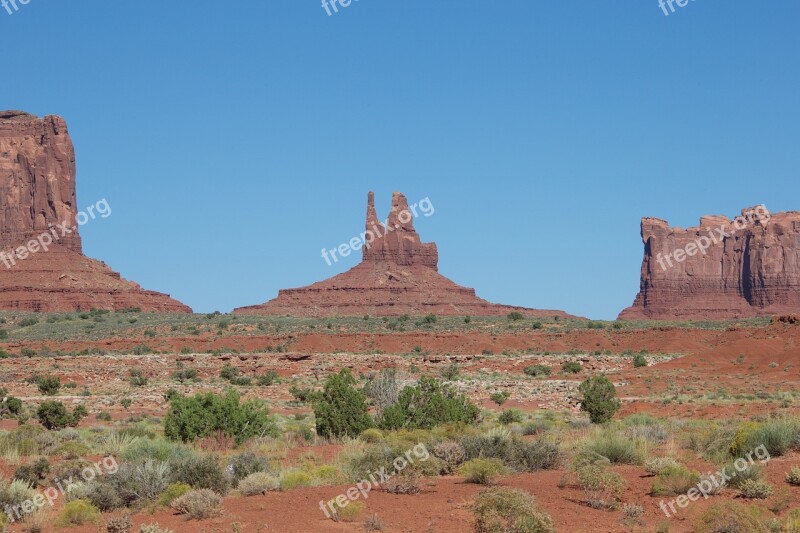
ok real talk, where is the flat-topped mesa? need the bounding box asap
[362,191,438,268]
[0,111,82,252]
[235,191,575,318]
[620,206,800,320]
[0,111,191,312]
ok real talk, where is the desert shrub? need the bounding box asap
[106,514,133,533]
[54,440,92,459]
[256,371,280,386]
[578,376,620,424]
[576,465,626,510]
[692,501,768,533]
[35,375,60,395]
[719,459,763,489]
[129,369,149,387]
[523,364,551,377]
[385,471,422,494]
[238,472,280,496]
[730,419,797,458]
[163,390,278,445]
[219,364,239,381]
[584,431,641,465]
[784,509,800,533]
[364,514,383,531]
[18,318,38,327]
[13,458,49,487]
[432,441,467,474]
[312,369,374,439]
[632,353,648,368]
[56,500,101,526]
[171,489,222,519]
[36,400,86,430]
[786,466,800,486]
[622,503,644,526]
[280,470,314,490]
[169,454,229,494]
[138,525,173,533]
[171,367,198,383]
[645,456,679,475]
[359,428,384,443]
[0,479,37,521]
[460,432,559,473]
[331,500,365,522]
[651,464,701,496]
[472,487,556,533]
[111,459,171,505]
[228,452,268,483]
[364,368,401,416]
[739,479,774,499]
[157,483,191,506]
[498,409,524,425]
[440,362,461,381]
[561,361,582,374]
[508,312,524,321]
[490,391,511,406]
[380,377,479,430]
[459,458,509,485]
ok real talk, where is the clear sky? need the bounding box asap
[1,0,798,318]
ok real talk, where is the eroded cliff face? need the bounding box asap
[0,111,190,312]
[620,206,800,320]
[0,111,82,252]
[235,191,574,318]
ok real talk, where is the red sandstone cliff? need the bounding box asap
[0,111,191,312]
[619,206,800,320]
[235,192,573,318]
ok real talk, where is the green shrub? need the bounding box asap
[171,489,222,519]
[472,487,556,533]
[576,465,626,510]
[0,479,37,521]
[584,431,641,464]
[312,369,374,439]
[498,409,524,425]
[280,470,314,490]
[739,479,774,499]
[13,458,49,487]
[730,419,797,458]
[158,483,191,506]
[256,371,280,386]
[460,432,559,472]
[169,454,229,494]
[219,364,239,381]
[228,452,268,484]
[507,312,524,321]
[440,362,460,381]
[692,501,768,533]
[578,376,620,424]
[523,364,551,377]
[561,361,582,374]
[651,465,700,496]
[380,377,479,430]
[490,391,511,406]
[163,390,278,445]
[459,458,508,485]
[36,400,86,429]
[36,375,61,395]
[111,459,171,506]
[633,354,648,368]
[56,500,100,526]
[18,318,39,328]
[238,472,280,496]
[786,466,800,486]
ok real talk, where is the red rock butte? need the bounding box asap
[0,111,191,312]
[235,191,573,318]
[620,206,800,320]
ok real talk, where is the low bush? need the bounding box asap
[171,489,222,520]
[380,377,479,430]
[498,409,524,425]
[644,456,679,475]
[56,499,101,526]
[313,369,374,439]
[584,431,642,465]
[632,354,648,368]
[36,400,87,430]
[238,472,280,496]
[163,390,278,445]
[738,478,774,499]
[106,514,133,533]
[523,364,552,377]
[13,458,49,487]
[280,470,314,490]
[576,465,626,510]
[169,454,229,494]
[432,441,467,474]
[228,452,269,484]
[158,483,191,506]
[651,465,700,497]
[786,466,800,486]
[459,458,508,485]
[472,487,555,533]
[692,501,768,533]
[561,361,582,374]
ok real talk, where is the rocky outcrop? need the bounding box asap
[235,191,573,318]
[620,206,800,320]
[0,111,191,312]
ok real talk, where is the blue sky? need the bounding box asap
[2,1,798,318]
